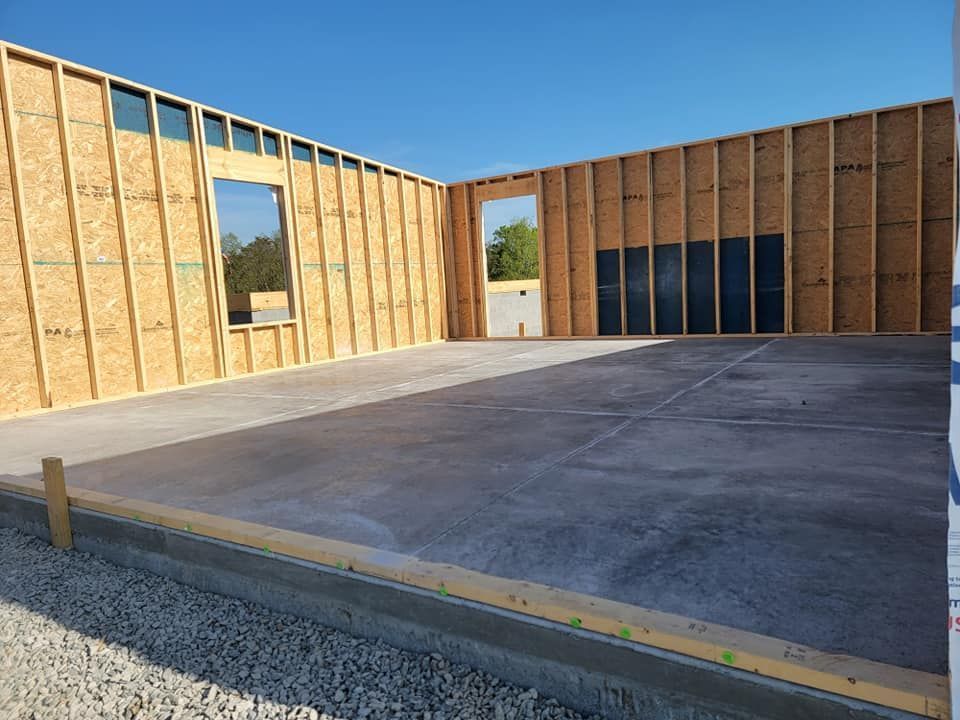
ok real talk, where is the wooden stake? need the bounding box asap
[415,178,432,340]
[586,163,599,335]
[713,142,721,333]
[358,161,380,351]
[53,64,100,399]
[784,127,794,334]
[828,120,836,334]
[518,321,526,337]
[334,153,359,354]
[311,149,337,359]
[617,158,627,336]
[679,147,688,335]
[647,155,657,334]
[147,91,186,384]
[378,169,400,347]
[41,457,72,549]
[0,47,51,407]
[560,168,573,335]
[398,175,418,343]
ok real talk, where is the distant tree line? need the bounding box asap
[220,230,287,294]
[485,218,539,281]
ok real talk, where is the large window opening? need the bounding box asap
[212,179,291,325]
[481,194,542,337]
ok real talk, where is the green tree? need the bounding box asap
[485,217,539,281]
[221,230,287,294]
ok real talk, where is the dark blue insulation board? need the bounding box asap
[686,240,716,334]
[111,86,149,134]
[262,133,279,157]
[720,237,751,333]
[596,250,622,335]
[292,142,312,162]
[624,247,651,335]
[318,151,336,167]
[157,99,189,141]
[232,123,257,153]
[204,115,225,148]
[755,233,785,333]
[654,244,683,335]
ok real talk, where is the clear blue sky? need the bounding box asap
[3,0,951,184]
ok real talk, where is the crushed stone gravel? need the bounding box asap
[0,528,602,720]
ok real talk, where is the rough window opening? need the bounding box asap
[231,122,257,153]
[212,179,291,325]
[481,194,542,337]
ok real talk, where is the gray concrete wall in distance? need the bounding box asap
[0,489,922,720]
[487,290,542,336]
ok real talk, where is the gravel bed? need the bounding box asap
[0,528,601,720]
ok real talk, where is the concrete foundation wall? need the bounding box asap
[0,489,922,720]
[487,290,543,336]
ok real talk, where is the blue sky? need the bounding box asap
[4,0,951,186]
[212,180,281,247]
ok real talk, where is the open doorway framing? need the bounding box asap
[474,177,547,337]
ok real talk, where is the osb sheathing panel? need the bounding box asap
[719,137,750,240]
[318,163,353,356]
[116,127,178,388]
[622,154,650,248]
[364,170,392,348]
[685,143,714,242]
[833,115,873,332]
[281,323,297,365]
[565,165,592,335]
[420,180,443,340]
[385,174,412,345]
[62,72,137,397]
[449,185,474,337]
[921,101,954,332]
[292,159,330,360]
[403,176,427,343]
[342,166,373,353]
[229,330,247,375]
[877,108,919,332]
[652,149,681,245]
[160,136,215,382]
[9,56,91,404]
[593,159,620,251]
[0,84,39,412]
[755,131,784,236]
[542,169,569,334]
[252,326,278,370]
[791,123,830,332]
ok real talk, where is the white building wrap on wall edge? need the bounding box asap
[950,5,960,718]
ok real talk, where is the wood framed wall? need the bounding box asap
[0,40,446,416]
[445,99,956,339]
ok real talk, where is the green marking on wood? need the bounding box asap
[336,560,345,570]
[262,546,271,554]
[184,524,192,532]
[569,617,582,629]
[438,584,449,597]
[721,650,736,665]
[619,627,632,639]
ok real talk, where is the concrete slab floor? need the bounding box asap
[0,336,947,675]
